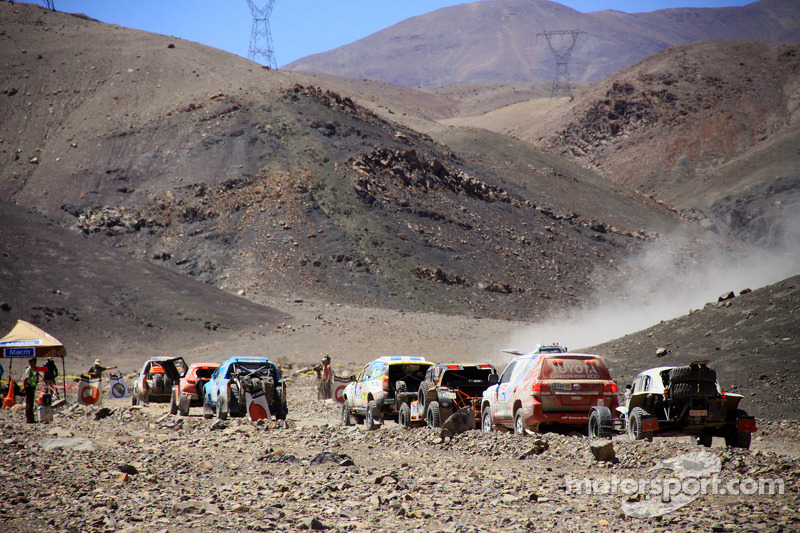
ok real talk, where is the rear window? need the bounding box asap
[541,355,611,380]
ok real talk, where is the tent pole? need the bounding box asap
[61,358,66,401]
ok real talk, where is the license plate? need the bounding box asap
[571,396,582,401]
[552,383,569,390]
[689,409,707,417]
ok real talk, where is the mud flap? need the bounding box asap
[642,416,659,433]
[738,417,756,432]
[246,390,271,421]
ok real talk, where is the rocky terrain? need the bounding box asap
[1,375,799,533]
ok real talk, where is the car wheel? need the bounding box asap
[481,405,494,433]
[398,403,410,428]
[627,407,654,442]
[671,381,717,399]
[724,410,752,449]
[691,435,713,447]
[426,400,441,428]
[341,401,353,427]
[417,382,431,418]
[669,365,716,384]
[131,394,138,407]
[365,400,379,431]
[216,398,228,420]
[202,393,214,419]
[169,390,178,415]
[514,409,527,435]
[154,374,164,394]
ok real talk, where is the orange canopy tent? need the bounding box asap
[0,320,67,394]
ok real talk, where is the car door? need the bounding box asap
[493,360,518,423]
[354,363,372,410]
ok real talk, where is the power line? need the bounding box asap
[537,29,587,98]
[246,0,277,69]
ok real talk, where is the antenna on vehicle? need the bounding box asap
[537,29,587,99]
[42,0,56,10]
[246,0,278,69]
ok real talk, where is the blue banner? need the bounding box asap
[3,347,36,358]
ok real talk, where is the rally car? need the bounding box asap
[601,361,755,448]
[481,350,619,434]
[402,363,497,428]
[165,362,220,416]
[341,356,433,430]
[202,356,287,421]
[131,356,188,405]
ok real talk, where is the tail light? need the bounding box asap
[663,389,670,399]
[604,382,618,393]
[447,365,460,370]
[532,382,550,394]
[382,375,389,392]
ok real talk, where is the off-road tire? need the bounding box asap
[691,435,713,447]
[426,400,442,428]
[725,410,752,449]
[398,403,411,428]
[202,394,214,420]
[365,400,379,431]
[275,398,288,421]
[627,407,654,442]
[178,394,190,417]
[418,381,432,418]
[588,408,613,439]
[216,398,228,421]
[341,401,353,427]
[131,395,138,407]
[669,365,716,384]
[481,406,494,433]
[513,409,527,435]
[154,374,164,394]
[169,390,178,415]
[671,381,717,399]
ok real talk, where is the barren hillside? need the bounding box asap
[522,41,800,247]
[0,3,696,323]
[284,0,800,86]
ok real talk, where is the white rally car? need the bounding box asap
[341,356,433,430]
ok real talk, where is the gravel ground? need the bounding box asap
[1,375,799,533]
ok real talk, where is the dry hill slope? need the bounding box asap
[0,3,698,321]
[523,41,800,247]
[284,0,800,86]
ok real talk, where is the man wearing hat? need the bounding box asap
[87,359,117,380]
[22,358,40,423]
[320,355,332,400]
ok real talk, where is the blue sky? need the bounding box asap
[50,1,756,67]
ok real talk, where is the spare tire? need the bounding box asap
[671,381,718,399]
[153,374,164,394]
[669,365,716,384]
[418,381,432,418]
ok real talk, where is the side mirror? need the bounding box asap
[488,373,499,385]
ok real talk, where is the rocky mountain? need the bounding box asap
[519,41,800,248]
[0,3,694,328]
[283,0,800,87]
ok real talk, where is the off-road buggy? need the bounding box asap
[131,356,188,405]
[407,363,497,428]
[203,357,288,421]
[590,361,755,448]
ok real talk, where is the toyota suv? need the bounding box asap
[481,350,618,434]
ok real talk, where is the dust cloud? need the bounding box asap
[505,217,800,356]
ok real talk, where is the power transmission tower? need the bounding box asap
[537,29,587,98]
[42,1,56,10]
[246,0,277,69]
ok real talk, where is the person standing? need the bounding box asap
[86,359,117,380]
[43,357,59,398]
[22,358,40,424]
[320,355,332,400]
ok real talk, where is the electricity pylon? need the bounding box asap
[42,1,56,10]
[537,29,587,98]
[246,0,277,69]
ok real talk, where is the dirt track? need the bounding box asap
[1,375,799,533]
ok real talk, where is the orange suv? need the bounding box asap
[481,349,619,434]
